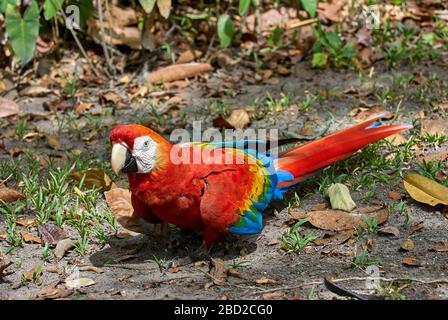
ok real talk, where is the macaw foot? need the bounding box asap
[153,222,170,245]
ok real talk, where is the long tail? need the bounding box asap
[275,114,412,189]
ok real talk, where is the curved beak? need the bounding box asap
[111,143,138,175]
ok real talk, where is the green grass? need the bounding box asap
[282,217,317,252]
[351,248,378,268]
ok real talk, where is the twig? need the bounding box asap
[59,9,101,77]
[0,261,14,280]
[97,0,115,78]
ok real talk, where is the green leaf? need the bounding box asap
[238,0,251,16]
[327,183,357,212]
[5,0,40,65]
[312,52,327,68]
[217,14,234,48]
[185,12,208,20]
[0,0,16,13]
[139,0,156,13]
[44,0,63,20]
[267,25,282,47]
[300,0,318,18]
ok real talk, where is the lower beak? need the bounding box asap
[111,143,138,175]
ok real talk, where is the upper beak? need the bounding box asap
[111,143,138,175]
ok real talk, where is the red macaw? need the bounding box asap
[110,114,411,247]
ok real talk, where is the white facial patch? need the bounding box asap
[133,136,158,173]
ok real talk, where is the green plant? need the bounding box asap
[282,218,317,252]
[351,248,378,268]
[312,24,356,68]
[145,255,171,272]
[41,243,50,260]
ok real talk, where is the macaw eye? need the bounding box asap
[143,140,150,149]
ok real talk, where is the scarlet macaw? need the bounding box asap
[110,114,411,247]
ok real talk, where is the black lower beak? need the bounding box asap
[122,150,138,173]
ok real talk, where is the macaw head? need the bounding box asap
[109,124,170,175]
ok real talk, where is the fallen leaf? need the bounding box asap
[157,0,172,19]
[388,191,402,201]
[403,172,448,206]
[209,258,227,285]
[378,226,400,237]
[46,135,61,150]
[0,229,6,240]
[147,63,213,84]
[213,109,251,130]
[23,265,42,282]
[267,239,280,246]
[54,239,75,259]
[21,232,42,244]
[262,291,284,300]
[71,168,115,191]
[349,105,385,120]
[419,150,448,163]
[402,256,422,267]
[19,85,51,97]
[400,239,415,251]
[168,266,181,273]
[409,222,424,234]
[65,277,96,289]
[79,266,104,273]
[105,188,143,233]
[35,286,73,300]
[0,186,24,203]
[101,91,122,105]
[38,223,66,246]
[176,49,203,64]
[421,119,448,135]
[431,241,448,252]
[314,230,353,246]
[327,183,356,212]
[255,277,277,285]
[385,134,407,146]
[291,206,388,231]
[0,97,20,118]
[74,102,93,113]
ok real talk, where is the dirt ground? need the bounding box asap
[1,60,447,300]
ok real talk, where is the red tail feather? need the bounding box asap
[275,115,412,187]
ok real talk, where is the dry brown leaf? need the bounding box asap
[176,50,203,64]
[409,222,424,234]
[38,222,66,246]
[0,229,6,240]
[349,105,386,120]
[431,241,448,252]
[75,102,93,113]
[35,286,73,300]
[385,134,407,146]
[226,109,251,129]
[400,239,415,251]
[0,186,24,203]
[54,238,75,259]
[388,191,402,201]
[23,265,42,282]
[313,230,353,246]
[378,225,400,237]
[104,188,143,233]
[65,277,96,289]
[46,135,61,150]
[419,150,448,163]
[255,277,277,285]
[291,206,388,231]
[79,265,104,273]
[0,97,20,118]
[19,85,51,97]
[404,172,448,206]
[21,232,42,244]
[402,256,422,267]
[209,258,227,285]
[421,119,448,135]
[71,168,115,191]
[147,63,213,84]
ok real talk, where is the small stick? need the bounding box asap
[97,0,115,78]
[59,8,101,77]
